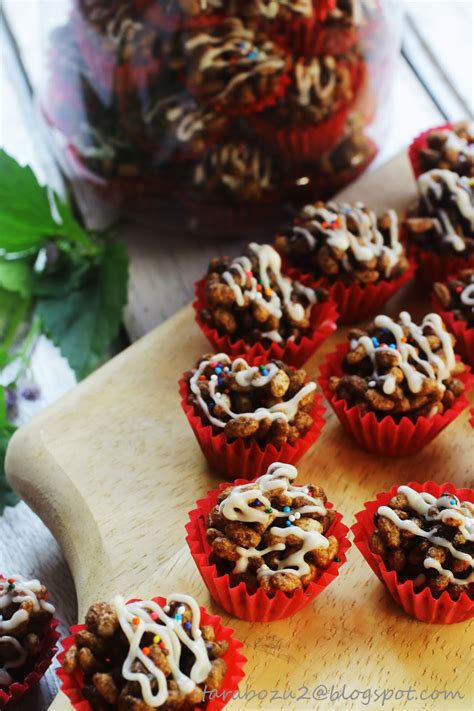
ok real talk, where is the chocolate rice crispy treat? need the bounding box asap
[186,353,317,444]
[417,121,474,177]
[404,169,474,257]
[192,142,278,203]
[434,270,474,328]
[262,53,358,129]
[63,594,228,710]
[200,243,328,344]
[207,462,339,594]
[78,1,162,70]
[370,485,474,600]
[328,311,466,418]
[275,201,409,284]
[180,19,288,110]
[0,575,55,688]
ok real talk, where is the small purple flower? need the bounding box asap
[21,385,41,402]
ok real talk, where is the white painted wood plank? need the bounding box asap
[403,0,474,119]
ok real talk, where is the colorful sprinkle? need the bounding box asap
[153,635,161,644]
[389,343,397,350]
[371,337,379,347]
[368,380,376,388]
[288,514,296,522]
[400,336,407,343]
[133,617,140,626]
[185,622,192,631]
[210,361,217,369]
[256,284,262,292]
[214,366,222,375]
[282,506,291,513]
[284,520,292,527]
[265,508,273,514]
[142,647,151,656]
[199,374,206,381]
[150,612,158,621]
[7,578,15,584]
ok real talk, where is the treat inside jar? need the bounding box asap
[274,200,409,284]
[200,242,329,344]
[179,19,288,110]
[0,575,55,687]
[404,169,474,256]
[370,485,474,600]
[433,269,474,328]
[186,353,317,444]
[192,142,279,203]
[417,121,474,177]
[207,462,339,594]
[62,594,228,709]
[160,0,315,20]
[328,311,466,418]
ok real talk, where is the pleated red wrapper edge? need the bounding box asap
[286,262,415,325]
[432,296,474,367]
[408,243,474,289]
[56,597,246,711]
[193,277,339,369]
[186,480,351,621]
[407,122,454,178]
[179,362,326,480]
[352,481,474,624]
[319,343,472,456]
[0,618,61,708]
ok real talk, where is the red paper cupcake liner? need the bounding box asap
[408,122,454,178]
[352,481,474,623]
[56,597,246,711]
[193,277,338,368]
[432,297,474,367]
[408,242,474,289]
[255,105,350,164]
[73,13,162,94]
[179,363,326,479]
[0,618,60,708]
[319,343,472,456]
[274,16,359,57]
[186,480,350,621]
[287,260,415,326]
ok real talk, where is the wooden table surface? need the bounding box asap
[0,1,473,709]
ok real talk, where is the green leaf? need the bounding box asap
[37,242,128,379]
[0,390,19,513]
[0,289,30,365]
[0,150,97,256]
[0,151,58,253]
[0,258,33,297]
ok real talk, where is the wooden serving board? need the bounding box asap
[6,153,474,711]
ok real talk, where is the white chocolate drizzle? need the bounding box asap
[417,169,474,253]
[220,243,317,325]
[0,576,55,687]
[295,57,337,106]
[198,0,312,16]
[297,202,404,277]
[218,463,330,577]
[115,594,212,707]
[194,144,273,194]
[190,353,316,428]
[377,486,474,586]
[354,311,456,396]
[460,277,474,307]
[185,22,284,104]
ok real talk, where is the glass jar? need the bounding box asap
[41,0,403,233]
